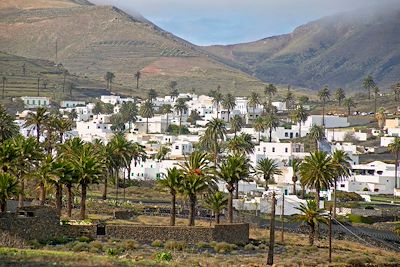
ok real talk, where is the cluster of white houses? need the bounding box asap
[15,95,400,205]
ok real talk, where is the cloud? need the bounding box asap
[89,0,400,45]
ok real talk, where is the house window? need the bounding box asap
[272,147,275,153]
[263,147,266,152]
[285,132,288,137]
[340,184,345,188]
[285,148,288,153]
[296,133,299,137]
[175,146,179,149]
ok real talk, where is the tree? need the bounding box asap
[264,84,277,106]
[334,88,345,106]
[139,100,154,134]
[148,89,158,103]
[363,75,376,100]
[212,91,223,119]
[0,105,19,143]
[179,151,213,226]
[110,113,126,132]
[187,110,201,125]
[105,72,115,91]
[155,145,171,161]
[222,93,236,122]
[375,107,386,130]
[388,137,400,189]
[24,107,48,143]
[391,83,400,101]
[373,86,380,114]
[255,158,282,190]
[92,102,103,115]
[120,102,138,131]
[300,151,335,208]
[230,115,244,137]
[293,200,328,246]
[248,92,261,121]
[199,118,227,166]
[298,96,309,105]
[0,172,19,212]
[290,158,301,195]
[158,167,182,226]
[318,86,330,126]
[331,150,351,218]
[253,117,265,143]
[285,86,294,111]
[343,98,356,116]
[309,125,325,152]
[134,71,141,89]
[291,105,308,138]
[54,117,72,144]
[215,155,250,223]
[34,155,57,206]
[2,76,6,99]
[168,81,178,97]
[226,133,254,155]
[69,143,104,219]
[205,191,227,224]
[174,98,188,134]
[265,113,279,142]
[160,104,173,132]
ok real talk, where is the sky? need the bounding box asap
[89,0,398,46]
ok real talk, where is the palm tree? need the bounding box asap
[24,107,48,142]
[222,93,236,122]
[363,75,376,100]
[291,105,308,138]
[0,105,19,143]
[104,72,115,91]
[264,84,277,106]
[230,115,244,137]
[120,102,138,131]
[290,158,301,195]
[388,137,400,189]
[205,191,227,224]
[139,100,154,134]
[285,86,294,111]
[199,118,227,166]
[255,158,282,190]
[300,151,335,208]
[134,71,141,89]
[158,167,182,226]
[309,125,325,152]
[253,117,265,143]
[248,92,261,121]
[212,91,223,118]
[318,86,330,127]
[155,145,171,161]
[375,107,386,130]
[148,89,158,103]
[343,98,356,116]
[174,98,188,134]
[179,151,213,226]
[2,76,6,99]
[334,88,345,106]
[215,155,250,223]
[54,117,72,144]
[226,133,254,155]
[293,200,328,246]
[0,172,19,212]
[331,150,351,218]
[160,104,173,132]
[373,86,380,114]
[69,143,104,219]
[265,113,279,142]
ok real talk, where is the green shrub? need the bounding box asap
[195,241,210,249]
[244,244,256,251]
[122,240,139,250]
[151,240,163,247]
[27,239,42,249]
[106,247,124,256]
[336,191,363,202]
[78,236,92,243]
[164,240,186,251]
[89,241,103,253]
[72,242,90,252]
[212,242,237,254]
[346,256,373,266]
[257,244,267,250]
[155,251,173,262]
[348,215,374,224]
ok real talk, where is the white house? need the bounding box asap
[100,95,120,105]
[250,142,307,167]
[170,140,193,157]
[60,100,85,108]
[20,96,50,109]
[129,159,181,180]
[75,115,113,143]
[134,115,168,134]
[304,115,350,129]
[381,136,395,147]
[326,129,368,142]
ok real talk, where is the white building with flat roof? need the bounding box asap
[21,96,50,109]
[304,115,350,129]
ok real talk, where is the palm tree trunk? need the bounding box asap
[80,183,87,220]
[315,187,320,209]
[0,200,6,212]
[227,110,230,122]
[188,194,196,226]
[39,182,45,205]
[298,122,302,138]
[67,184,73,218]
[269,127,272,142]
[146,117,149,134]
[166,113,169,133]
[170,193,176,226]
[322,101,325,127]
[115,169,119,203]
[18,177,24,208]
[265,175,269,191]
[55,184,62,216]
[216,106,219,119]
[179,114,182,134]
[301,184,305,199]
[216,211,220,224]
[258,131,261,144]
[228,190,233,223]
[292,178,296,195]
[253,107,255,121]
[309,224,315,246]
[235,181,239,199]
[36,125,40,143]
[395,152,399,189]
[333,179,337,218]
[102,173,108,200]
[348,106,351,116]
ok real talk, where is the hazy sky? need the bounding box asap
[90,0,398,45]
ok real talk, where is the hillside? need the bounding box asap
[0,0,265,97]
[205,7,400,91]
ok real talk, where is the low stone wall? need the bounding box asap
[213,223,249,244]
[64,225,97,239]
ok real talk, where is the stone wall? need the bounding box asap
[213,223,249,244]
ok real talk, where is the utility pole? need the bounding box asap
[267,191,276,266]
[329,206,332,263]
[281,193,285,244]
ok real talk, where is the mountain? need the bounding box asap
[0,0,265,97]
[205,7,400,91]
